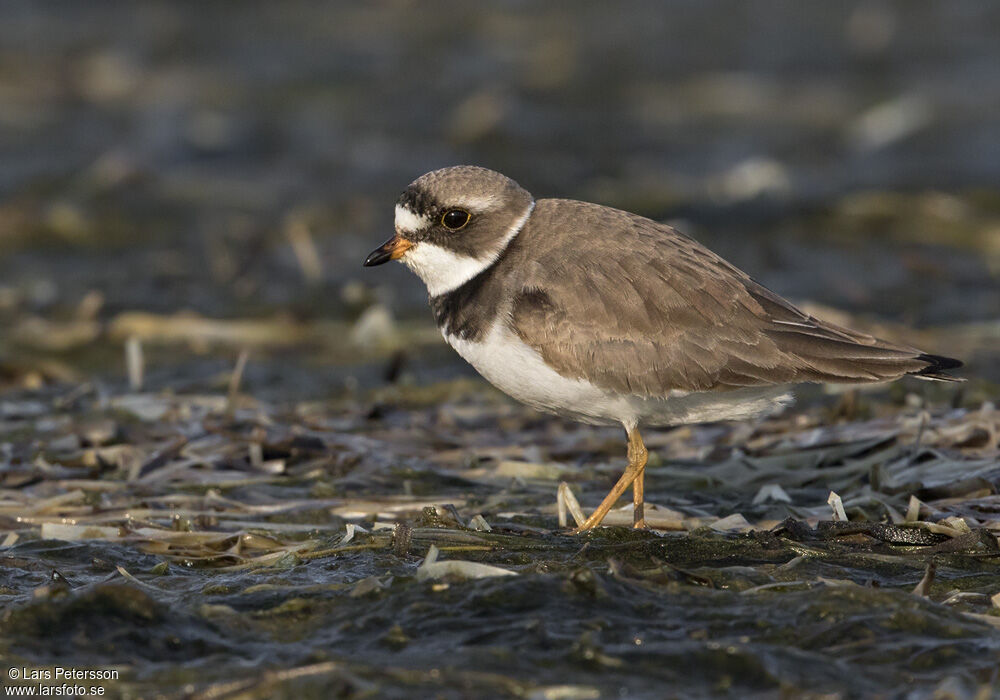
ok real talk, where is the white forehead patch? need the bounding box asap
[401,200,535,297]
[394,204,430,233]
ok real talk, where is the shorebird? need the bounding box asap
[364,166,962,532]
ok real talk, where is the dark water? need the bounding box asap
[1,2,1000,699]
[2,380,999,699]
[4,530,1000,699]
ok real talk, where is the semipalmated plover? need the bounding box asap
[364,166,962,532]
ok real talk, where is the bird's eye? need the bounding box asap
[441,209,471,231]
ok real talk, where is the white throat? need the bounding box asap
[399,201,534,297]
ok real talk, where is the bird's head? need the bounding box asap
[364,166,534,296]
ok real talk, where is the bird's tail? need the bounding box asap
[910,353,965,382]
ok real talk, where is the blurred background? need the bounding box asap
[1,0,998,397]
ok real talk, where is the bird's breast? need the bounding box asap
[442,321,637,426]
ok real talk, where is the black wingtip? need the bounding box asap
[917,353,963,371]
[912,353,964,381]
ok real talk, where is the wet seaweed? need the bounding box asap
[1,368,998,698]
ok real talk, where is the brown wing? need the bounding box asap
[509,200,961,397]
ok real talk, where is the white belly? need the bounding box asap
[444,322,793,428]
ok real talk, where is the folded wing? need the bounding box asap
[509,203,962,397]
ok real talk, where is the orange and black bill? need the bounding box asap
[363,235,413,266]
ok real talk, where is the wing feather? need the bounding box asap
[508,200,962,396]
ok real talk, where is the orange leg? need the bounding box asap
[573,426,648,533]
[632,459,646,529]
